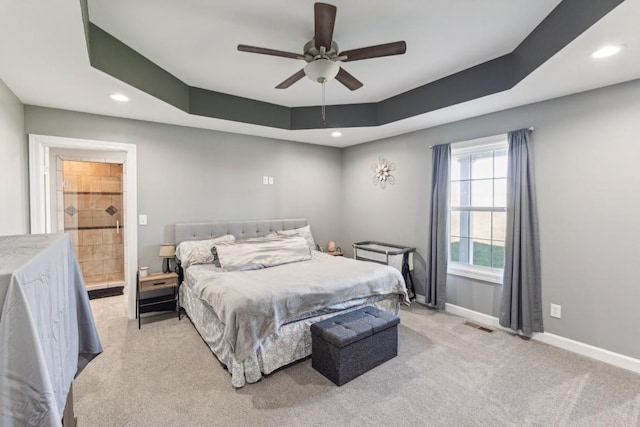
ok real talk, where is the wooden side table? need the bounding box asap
[136,271,179,329]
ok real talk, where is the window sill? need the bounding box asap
[448,263,503,285]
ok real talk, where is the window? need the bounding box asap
[449,135,508,284]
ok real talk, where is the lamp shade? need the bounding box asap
[159,243,176,258]
[304,59,340,83]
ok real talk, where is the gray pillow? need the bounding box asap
[215,236,311,271]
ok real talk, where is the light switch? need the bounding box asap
[139,214,147,225]
[268,176,274,185]
[263,176,269,185]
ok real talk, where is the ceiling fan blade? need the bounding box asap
[238,44,304,60]
[335,67,363,91]
[314,3,337,50]
[340,41,407,62]
[276,69,306,89]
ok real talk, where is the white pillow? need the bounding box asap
[276,225,316,250]
[236,232,278,242]
[175,234,236,268]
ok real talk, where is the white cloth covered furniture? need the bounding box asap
[0,234,102,426]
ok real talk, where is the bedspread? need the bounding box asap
[188,253,408,362]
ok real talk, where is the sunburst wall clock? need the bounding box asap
[372,157,395,189]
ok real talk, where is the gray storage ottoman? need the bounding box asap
[311,306,400,386]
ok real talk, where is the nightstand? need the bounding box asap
[136,271,179,329]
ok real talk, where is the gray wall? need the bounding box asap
[341,78,640,360]
[16,78,640,361]
[24,107,343,272]
[0,79,28,235]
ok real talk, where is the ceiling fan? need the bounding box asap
[237,2,407,91]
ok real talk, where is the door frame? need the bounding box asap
[29,134,138,319]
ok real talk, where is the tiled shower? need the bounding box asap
[61,160,124,288]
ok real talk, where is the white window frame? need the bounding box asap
[448,134,508,285]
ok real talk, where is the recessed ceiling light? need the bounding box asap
[331,131,342,137]
[110,93,129,102]
[591,45,623,59]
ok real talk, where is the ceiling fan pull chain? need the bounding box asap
[322,81,327,126]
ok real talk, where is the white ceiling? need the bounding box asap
[1,0,639,147]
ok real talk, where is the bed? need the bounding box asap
[175,219,409,387]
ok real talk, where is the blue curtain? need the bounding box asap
[499,129,543,335]
[426,144,450,309]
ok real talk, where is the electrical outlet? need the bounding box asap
[268,176,274,185]
[263,176,269,185]
[550,303,562,319]
[139,214,147,225]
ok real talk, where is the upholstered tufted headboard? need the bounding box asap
[174,219,308,245]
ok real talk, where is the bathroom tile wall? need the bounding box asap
[62,160,124,286]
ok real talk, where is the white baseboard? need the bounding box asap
[444,303,503,329]
[533,332,640,374]
[443,303,640,375]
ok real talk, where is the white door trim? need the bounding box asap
[29,134,138,319]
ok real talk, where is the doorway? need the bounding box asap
[29,134,138,319]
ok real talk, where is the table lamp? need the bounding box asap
[159,243,176,273]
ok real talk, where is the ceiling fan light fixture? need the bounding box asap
[304,59,340,83]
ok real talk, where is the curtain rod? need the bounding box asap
[428,127,535,149]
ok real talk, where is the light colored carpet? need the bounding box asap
[76,294,640,426]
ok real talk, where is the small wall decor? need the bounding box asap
[372,157,396,189]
